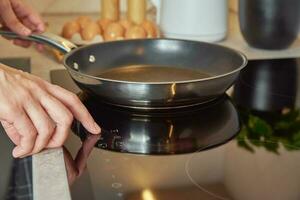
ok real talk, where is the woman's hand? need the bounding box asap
[0,63,101,158]
[0,0,45,48]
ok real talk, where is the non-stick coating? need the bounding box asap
[64,39,247,109]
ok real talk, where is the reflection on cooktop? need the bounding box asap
[72,93,240,155]
[186,139,300,200]
[233,58,298,112]
[233,58,300,154]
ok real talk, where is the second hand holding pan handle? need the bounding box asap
[0,30,77,54]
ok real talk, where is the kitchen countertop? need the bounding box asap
[1,11,300,200]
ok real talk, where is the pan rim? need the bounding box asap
[63,38,248,85]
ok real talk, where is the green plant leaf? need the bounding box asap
[264,141,279,154]
[248,115,272,136]
[236,126,255,153]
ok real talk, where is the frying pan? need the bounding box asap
[0,30,247,110]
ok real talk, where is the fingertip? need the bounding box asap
[13,39,31,48]
[82,120,101,134]
[37,23,45,33]
[11,25,31,36]
[19,26,31,36]
[36,44,44,52]
[91,130,101,135]
[12,146,23,158]
[91,122,101,134]
[13,40,20,45]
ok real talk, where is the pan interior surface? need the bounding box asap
[97,65,212,82]
[65,39,247,83]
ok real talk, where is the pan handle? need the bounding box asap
[0,30,77,54]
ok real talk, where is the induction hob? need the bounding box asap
[51,58,300,200]
[73,92,240,155]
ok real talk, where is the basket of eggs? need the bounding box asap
[62,0,159,43]
[52,0,159,61]
[62,16,159,44]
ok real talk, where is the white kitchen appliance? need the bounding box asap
[152,0,228,42]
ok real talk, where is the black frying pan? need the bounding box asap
[0,31,247,110]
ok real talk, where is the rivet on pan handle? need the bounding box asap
[73,62,79,71]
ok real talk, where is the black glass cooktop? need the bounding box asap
[51,58,300,200]
[73,93,240,155]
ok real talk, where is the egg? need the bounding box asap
[77,16,92,29]
[119,19,133,30]
[141,20,157,38]
[116,36,124,41]
[62,21,80,39]
[72,33,104,45]
[98,19,112,31]
[125,25,146,39]
[51,48,64,62]
[81,21,101,41]
[104,22,125,41]
[71,33,84,44]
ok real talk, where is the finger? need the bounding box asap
[22,17,37,31]
[11,0,45,33]
[35,43,44,52]
[13,39,31,48]
[12,110,37,157]
[1,120,20,145]
[23,96,55,154]
[0,26,14,41]
[1,36,13,41]
[39,93,73,148]
[27,13,45,33]
[46,84,101,134]
[1,27,31,46]
[0,0,31,35]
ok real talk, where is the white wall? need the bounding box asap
[25,0,149,14]
[25,0,237,14]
